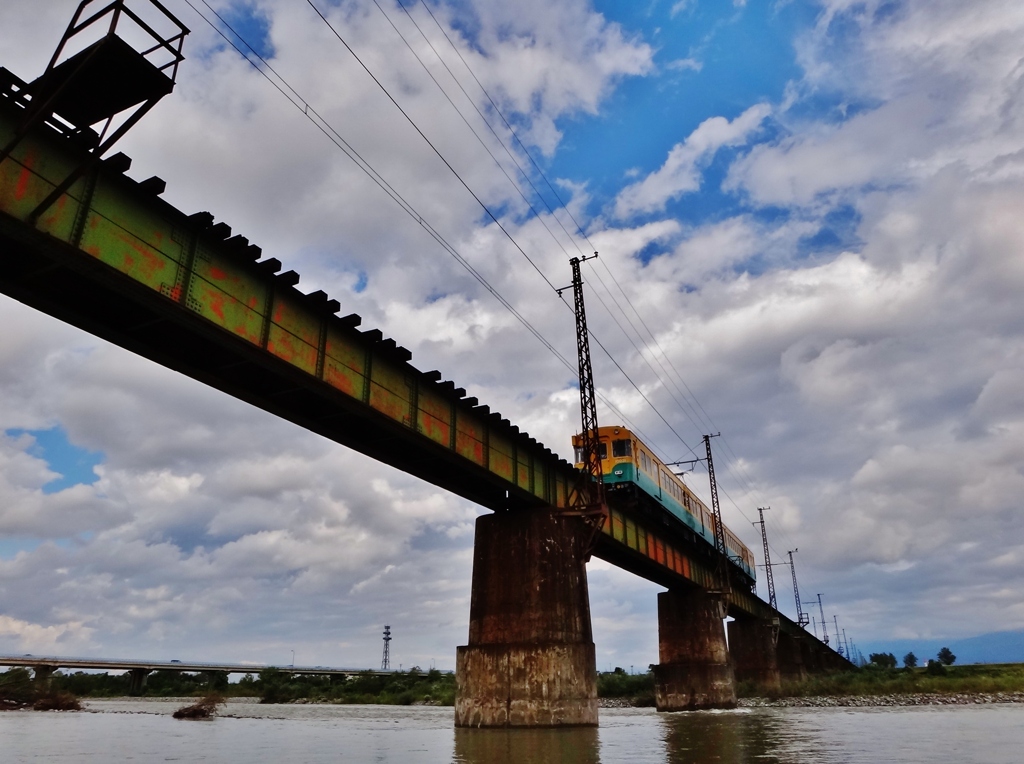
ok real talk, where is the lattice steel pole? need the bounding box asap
[754,507,776,611]
[817,594,829,646]
[566,254,604,515]
[381,625,392,670]
[788,549,810,628]
[703,433,730,599]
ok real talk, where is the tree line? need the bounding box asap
[868,647,957,673]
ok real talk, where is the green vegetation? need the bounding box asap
[252,667,455,705]
[1,668,82,711]
[48,668,229,698]
[739,662,1024,699]
[596,667,655,706]
[26,666,457,706]
[869,652,898,669]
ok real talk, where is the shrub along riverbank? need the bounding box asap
[0,668,81,710]
[744,662,1024,699]
[6,663,1024,709]
[2,666,457,706]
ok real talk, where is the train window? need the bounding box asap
[575,443,608,460]
[612,439,631,457]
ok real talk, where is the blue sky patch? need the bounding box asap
[203,1,276,61]
[546,0,818,223]
[6,427,103,495]
[798,204,863,258]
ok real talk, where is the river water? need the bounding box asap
[2,699,1023,763]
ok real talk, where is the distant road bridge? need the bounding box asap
[0,654,395,694]
[0,0,849,729]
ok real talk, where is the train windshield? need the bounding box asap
[573,443,608,462]
[612,439,631,457]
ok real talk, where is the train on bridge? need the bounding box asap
[573,426,757,583]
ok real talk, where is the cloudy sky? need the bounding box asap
[2,0,1024,671]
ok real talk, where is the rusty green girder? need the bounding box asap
[0,68,852,665]
[0,79,576,515]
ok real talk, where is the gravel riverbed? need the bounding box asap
[598,692,1024,709]
[738,692,1024,707]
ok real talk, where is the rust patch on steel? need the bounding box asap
[14,149,35,200]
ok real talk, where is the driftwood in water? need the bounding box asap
[173,693,226,719]
[33,691,82,711]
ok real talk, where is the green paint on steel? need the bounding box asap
[0,102,830,632]
[0,103,574,510]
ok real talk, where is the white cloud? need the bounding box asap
[3,0,1024,672]
[0,614,94,653]
[613,103,771,218]
[665,57,703,72]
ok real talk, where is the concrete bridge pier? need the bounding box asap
[653,588,736,711]
[727,617,781,693]
[32,665,55,689]
[455,509,598,728]
[776,632,808,684]
[128,668,151,695]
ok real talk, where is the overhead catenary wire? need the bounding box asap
[371,0,585,261]
[300,1,723,461]
[193,0,796,569]
[180,0,652,445]
[400,0,790,543]
[302,0,808,563]
[304,0,561,293]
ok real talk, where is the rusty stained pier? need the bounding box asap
[0,19,850,729]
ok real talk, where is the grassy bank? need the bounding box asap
[12,663,1023,708]
[740,663,1024,699]
[1,666,457,706]
[597,669,656,706]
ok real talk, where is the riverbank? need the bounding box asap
[9,663,1024,711]
[739,691,1024,708]
[748,662,1024,700]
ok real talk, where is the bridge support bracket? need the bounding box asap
[455,509,597,728]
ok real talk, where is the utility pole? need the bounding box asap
[560,254,606,552]
[816,594,829,646]
[381,625,392,670]
[833,615,843,657]
[754,507,777,610]
[561,256,605,514]
[787,550,810,628]
[703,433,730,600]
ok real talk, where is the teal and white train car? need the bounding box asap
[573,425,757,582]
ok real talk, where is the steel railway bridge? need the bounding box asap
[0,0,849,728]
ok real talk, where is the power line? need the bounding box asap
[192,0,787,560]
[305,0,559,292]
[376,0,586,260]
[303,1,727,480]
[400,0,783,544]
[180,0,648,446]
